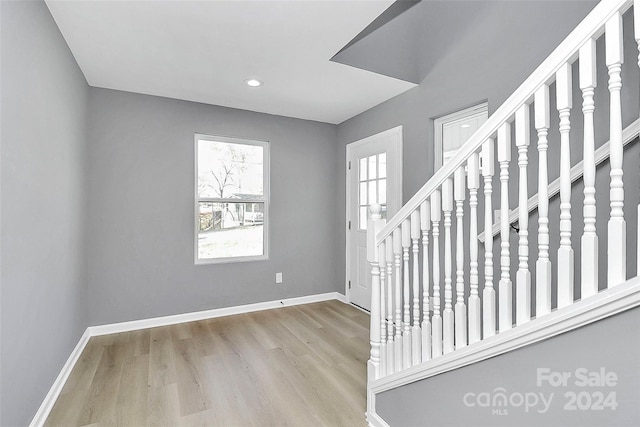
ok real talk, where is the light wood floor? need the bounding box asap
[44,300,370,427]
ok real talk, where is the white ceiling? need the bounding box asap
[45,0,417,124]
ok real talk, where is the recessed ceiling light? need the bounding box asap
[245,79,263,87]
[461,124,471,128]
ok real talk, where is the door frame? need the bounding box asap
[433,102,488,171]
[345,126,403,305]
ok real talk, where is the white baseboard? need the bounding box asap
[29,329,91,427]
[30,291,347,426]
[334,292,347,303]
[89,292,346,336]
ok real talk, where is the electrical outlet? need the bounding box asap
[276,272,283,284]
[494,209,501,225]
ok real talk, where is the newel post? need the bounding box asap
[367,204,385,417]
[367,204,385,380]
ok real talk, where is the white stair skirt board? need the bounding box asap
[366,408,392,427]
[370,276,640,395]
[29,292,347,427]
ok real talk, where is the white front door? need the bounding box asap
[346,126,402,310]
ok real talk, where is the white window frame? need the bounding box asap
[194,133,270,264]
[433,102,488,171]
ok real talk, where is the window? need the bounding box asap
[358,152,387,230]
[434,102,488,171]
[195,134,269,263]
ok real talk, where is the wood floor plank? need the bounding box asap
[172,338,210,416]
[148,327,176,388]
[129,328,151,357]
[146,383,180,427]
[77,343,128,425]
[44,301,370,426]
[115,354,149,426]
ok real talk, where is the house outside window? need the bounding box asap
[195,134,269,263]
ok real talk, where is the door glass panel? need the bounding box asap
[378,179,387,204]
[379,153,387,178]
[359,158,367,181]
[368,155,377,179]
[368,180,376,204]
[357,152,389,230]
[359,182,367,205]
[360,207,368,230]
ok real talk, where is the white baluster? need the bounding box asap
[468,153,481,344]
[482,139,496,338]
[498,122,512,332]
[515,104,531,325]
[556,63,574,308]
[535,85,552,317]
[580,39,599,299]
[454,167,467,349]
[378,242,387,377]
[420,200,432,361]
[431,190,443,357]
[410,211,422,365]
[393,227,403,372]
[606,12,626,287]
[636,0,640,276]
[385,236,394,375]
[442,178,455,353]
[401,219,412,368]
[367,205,383,379]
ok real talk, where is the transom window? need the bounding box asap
[195,134,269,263]
[358,153,387,230]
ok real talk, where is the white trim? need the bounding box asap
[29,329,91,427]
[89,292,344,336]
[366,380,391,427]
[370,276,640,394]
[30,292,347,426]
[376,0,633,245]
[433,102,488,172]
[366,410,391,427]
[194,133,270,264]
[345,126,403,304]
[478,118,640,242]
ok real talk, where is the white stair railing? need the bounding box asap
[366,0,640,399]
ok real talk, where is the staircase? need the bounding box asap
[365,0,640,425]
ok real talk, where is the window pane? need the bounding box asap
[379,153,387,178]
[359,182,367,205]
[197,202,264,259]
[198,139,263,199]
[360,206,368,230]
[378,178,387,204]
[368,180,377,204]
[368,155,377,180]
[359,158,367,181]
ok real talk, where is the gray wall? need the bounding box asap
[85,88,340,325]
[0,1,89,425]
[377,305,640,426]
[337,1,640,320]
[336,0,600,289]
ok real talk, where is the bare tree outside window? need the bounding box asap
[195,135,268,263]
